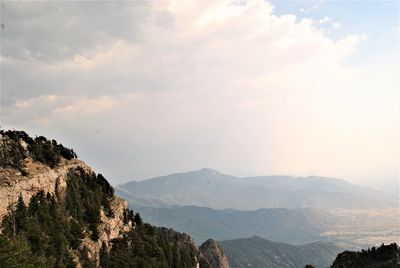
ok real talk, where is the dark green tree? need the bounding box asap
[15,195,27,234]
[134,212,143,225]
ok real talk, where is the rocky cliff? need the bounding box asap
[0,130,229,268]
[330,243,400,268]
[0,157,132,264]
[200,239,230,268]
[0,157,89,219]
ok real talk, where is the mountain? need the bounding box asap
[0,130,228,268]
[116,168,395,210]
[331,243,400,268]
[220,236,342,268]
[134,205,334,244]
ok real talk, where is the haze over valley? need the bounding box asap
[116,168,399,250]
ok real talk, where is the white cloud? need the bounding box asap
[2,0,397,182]
[318,16,341,29]
[319,16,330,24]
[53,96,115,117]
[332,22,341,29]
[299,3,319,13]
[15,95,59,108]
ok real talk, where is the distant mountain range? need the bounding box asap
[220,236,342,268]
[134,205,334,244]
[116,168,395,210]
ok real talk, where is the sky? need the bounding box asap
[0,0,399,186]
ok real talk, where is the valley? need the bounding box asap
[117,168,399,251]
[320,208,400,249]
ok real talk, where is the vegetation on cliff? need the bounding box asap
[0,130,77,173]
[0,163,117,267]
[100,225,200,268]
[0,165,202,268]
[0,130,214,267]
[330,243,400,268]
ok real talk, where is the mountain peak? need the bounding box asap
[198,168,221,175]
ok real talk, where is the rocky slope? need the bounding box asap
[0,157,90,219]
[0,156,131,266]
[331,243,400,268]
[221,236,342,268]
[200,239,229,268]
[0,130,229,267]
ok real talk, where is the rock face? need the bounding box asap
[0,158,91,219]
[78,196,132,266]
[331,243,400,268]
[0,157,132,267]
[200,239,230,268]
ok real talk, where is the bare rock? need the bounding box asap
[0,158,91,219]
[200,239,230,268]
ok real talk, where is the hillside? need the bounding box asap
[331,243,400,268]
[134,205,333,244]
[220,236,342,268]
[133,205,400,250]
[116,168,394,210]
[0,130,228,268]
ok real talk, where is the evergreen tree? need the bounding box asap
[0,234,44,268]
[134,212,143,225]
[99,242,109,268]
[15,195,27,234]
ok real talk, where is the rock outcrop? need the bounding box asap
[0,158,91,219]
[0,157,132,267]
[331,243,400,268]
[200,239,230,268]
[78,196,132,266]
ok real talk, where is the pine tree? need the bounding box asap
[134,212,143,225]
[99,242,110,268]
[15,195,27,233]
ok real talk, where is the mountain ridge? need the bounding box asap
[220,236,343,268]
[116,168,394,210]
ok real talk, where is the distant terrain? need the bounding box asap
[116,168,399,249]
[135,205,399,249]
[220,236,342,268]
[320,208,400,249]
[2,130,398,268]
[116,168,396,210]
[135,205,333,244]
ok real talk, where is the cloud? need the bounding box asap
[299,3,319,13]
[1,0,397,182]
[319,16,330,24]
[332,22,341,29]
[0,1,150,62]
[15,95,59,108]
[53,96,115,117]
[318,16,341,29]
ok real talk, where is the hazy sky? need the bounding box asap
[1,1,399,184]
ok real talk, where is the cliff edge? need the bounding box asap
[0,130,229,268]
